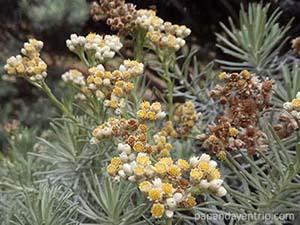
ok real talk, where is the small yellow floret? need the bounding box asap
[190,168,203,180]
[151,203,165,218]
[148,188,162,201]
[139,181,152,192]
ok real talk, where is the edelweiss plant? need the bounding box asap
[1,1,300,225]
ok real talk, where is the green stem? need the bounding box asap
[77,50,90,67]
[40,81,74,119]
[132,29,146,105]
[166,218,173,225]
[133,29,146,62]
[163,57,174,120]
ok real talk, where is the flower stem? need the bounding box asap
[163,57,174,120]
[166,218,173,225]
[40,81,74,119]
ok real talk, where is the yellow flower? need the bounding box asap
[198,161,209,172]
[155,163,167,174]
[86,32,96,42]
[136,154,150,166]
[94,77,102,85]
[139,181,152,192]
[209,168,221,180]
[229,127,238,137]
[177,159,190,171]
[151,203,165,218]
[164,143,173,151]
[151,102,161,112]
[137,110,147,119]
[134,166,145,176]
[190,168,203,180]
[133,141,144,152]
[110,99,119,109]
[107,164,118,176]
[162,183,173,195]
[146,111,157,120]
[126,82,134,91]
[168,165,181,177]
[160,149,170,157]
[141,101,151,110]
[111,157,122,166]
[113,87,123,96]
[240,70,251,79]
[159,157,173,166]
[185,196,197,208]
[217,151,226,161]
[148,188,162,201]
[292,98,300,109]
[218,72,226,80]
[138,124,148,133]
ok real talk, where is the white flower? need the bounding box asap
[296,92,300,99]
[119,152,128,161]
[128,176,136,182]
[165,210,174,218]
[145,165,154,176]
[152,178,162,188]
[156,111,166,119]
[208,160,217,169]
[189,156,200,168]
[173,193,183,203]
[216,186,227,197]
[128,153,136,161]
[283,102,293,111]
[199,179,210,190]
[123,163,133,175]
[209,179,224,191]
[166,198,177,208]
[118,170,126,178]
[199,153,211,162]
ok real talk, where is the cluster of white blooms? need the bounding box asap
[4,39,47,82]
[135,10,164,31]
[86,60,144,114]
[61,69,86,86]
[135,9,191,51]
[66,33,123,62]
[90,118,119,144]
[188,154,227,197]
[137,101,166,121]
[108,147,227,218]
[120,59,145,77]
[283,92,300,119]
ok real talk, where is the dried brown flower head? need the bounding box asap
[291,37,300,55]
[203,70,273,155]
[91,0,137,34]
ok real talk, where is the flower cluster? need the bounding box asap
[107,147,226,218]
[173,101,198,138]
[86,60,144,114]
[66,33,123,63]
[292,37,300,56]
[91,107,226,219]
[91,0,137,34]
[135,9,191,51]
[201,70,273,156]
[61,69,86,86]
[283,92,300,120]
[90,1,191,51]
[137,101,166,121]
[4,39,47,82]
